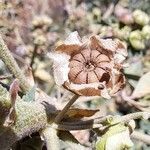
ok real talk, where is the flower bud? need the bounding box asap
[115,26,131,40]
[34,35,47,46]
[32,16,53,28]
[92,7,101,22]
[142,25,150,40]
[133,10,149,26]
[96,124,133,150]
[129,30,145,50]
[100,26,114,38]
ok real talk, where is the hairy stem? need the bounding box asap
[120,111,150,123]
[0,35,30,93]
[131,131,150,145]
[30,45,38,66]
[41,127,60,150]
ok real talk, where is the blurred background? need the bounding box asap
[0,0,150,149]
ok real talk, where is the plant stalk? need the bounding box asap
[54,94,79,124]
[0,35,30,93]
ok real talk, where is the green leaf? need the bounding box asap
[96,124,126,150]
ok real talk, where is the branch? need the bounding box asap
[131,131,150,145]
[0,35,30,93]
[54,94,79,123]
[120,112,150,123]
[41,126,60,150]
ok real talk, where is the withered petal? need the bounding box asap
[115,73,125,86]
[48,52,70,85]
[64,31,82,45]
[114,53,126,64]
[99,38,118,52]
[90,36,102,51]
[78,88,100,96]
[90,36,114,57]
[56,44,81,56]
[110,73,125,94]
[116,40,128,56]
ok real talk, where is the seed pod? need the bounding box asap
[49,32,127,99]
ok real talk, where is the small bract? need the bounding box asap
[49,31,127,99]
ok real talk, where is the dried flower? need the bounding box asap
[49,32,127,99]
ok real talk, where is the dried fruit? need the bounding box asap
[49,32,127,99]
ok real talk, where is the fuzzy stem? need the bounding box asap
[120,112,150,123]
[131,131,150,144]
[41,127,60,150]
[54,94,79,124]
[0,35,30,93]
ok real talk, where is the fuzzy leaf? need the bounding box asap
[132,72,150,98]
[96,124,127,150]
